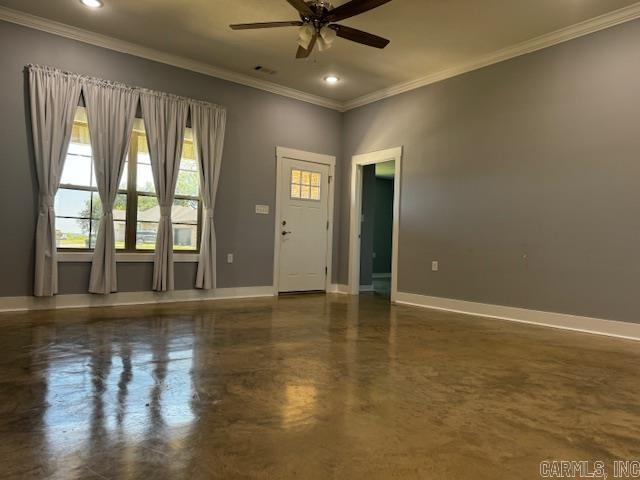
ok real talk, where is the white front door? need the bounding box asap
[278,157,330,292]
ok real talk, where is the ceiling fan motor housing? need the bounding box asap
[303,0,334,24]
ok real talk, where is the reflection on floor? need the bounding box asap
[373,277,391,298]
[1,294,640,479]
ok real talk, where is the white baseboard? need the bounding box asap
[395,292,640,342]
[359,284,374,292]
[328,284,350,294]
[0,286,275,313]
[372,273,392,279]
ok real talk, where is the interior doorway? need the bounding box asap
[359,161,395,298]
[349,147,402,302]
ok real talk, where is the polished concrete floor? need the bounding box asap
[1,294,640,479]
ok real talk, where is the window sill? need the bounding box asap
[57,252,200,263]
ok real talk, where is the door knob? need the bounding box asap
[282,230,292,236]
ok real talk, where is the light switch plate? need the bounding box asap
[432,261,439,272]
[227,253,234,264]
[255,205,270,215]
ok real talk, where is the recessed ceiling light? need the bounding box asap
[324,75,340,85]
[80,0,103,8]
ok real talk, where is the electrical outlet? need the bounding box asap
[432,261,439,272]
[255,205,270,215]
[227,253,234,264]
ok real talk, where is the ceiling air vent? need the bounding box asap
[254,65,277,75]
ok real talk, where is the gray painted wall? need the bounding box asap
[0,20,342,296]
[373,178,394,275]
[340,19,640,323]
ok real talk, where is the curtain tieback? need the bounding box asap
[159,205,171,217]
[39,194,54,210]
[204,208,214,219]
[102,207,113,216]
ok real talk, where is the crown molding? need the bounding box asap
[0,6,343,111]
[2,3,640,113]
[343,2,640,111]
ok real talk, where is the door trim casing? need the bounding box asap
[348,146,403,302]
[274,147,336,295]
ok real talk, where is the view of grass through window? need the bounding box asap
[55,107,200,252]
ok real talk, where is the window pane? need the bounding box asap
[173,224,197,250]
[172,199,198,224]
[136,195,199,251]
[114,220,126,250]
[89,221,99,249]
[56,217,89,249]
[60,154,92,187]
[136,163,156,193]
[291,169,301,184]
[301,185,310,199]
[113,194,127,222]
[180,157,198,172]
[119,161,128,190]
[291,184,300,198]
[310,186,320,201]
[136,222,158,250]
[61,107,94,187]
[55,188,92,218]
[182,135,196,163]
[137,136,150,163]
[137,195,160,223]
[175,170,199,197]
[88,193,127,249]
[301,171,311,185]
[311,173,321,187]
[68,140,92,157]
[90,193,127,221]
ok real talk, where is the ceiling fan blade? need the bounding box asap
[330,24,390,49]
[286,0,314,16]
[296,35,317,58]
[325,0,392,22]
[230,21,303,30]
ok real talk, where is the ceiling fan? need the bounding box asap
[230,0,392,59]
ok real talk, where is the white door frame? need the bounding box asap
[348,146,403,302]
[274,146,336,295]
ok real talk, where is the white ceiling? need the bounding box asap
[1,0,639,106]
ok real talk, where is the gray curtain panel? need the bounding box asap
[29,66,83,297]
[140,92,189,291]
[84,81,139,294]
[191,102,226,290]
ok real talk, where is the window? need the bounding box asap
[55,107,201,252]
[290,169,321,201]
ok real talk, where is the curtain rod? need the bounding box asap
[26,64,225,111]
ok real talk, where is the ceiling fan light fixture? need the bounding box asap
[323,74,340,85]
[297,23,315,49]
[317,25,337,51]
[80,0,103,8]
[320,26,337,43]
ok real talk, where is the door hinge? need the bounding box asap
[328,175,332,184]
[325,266,328,274]
[326,221,329,230]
